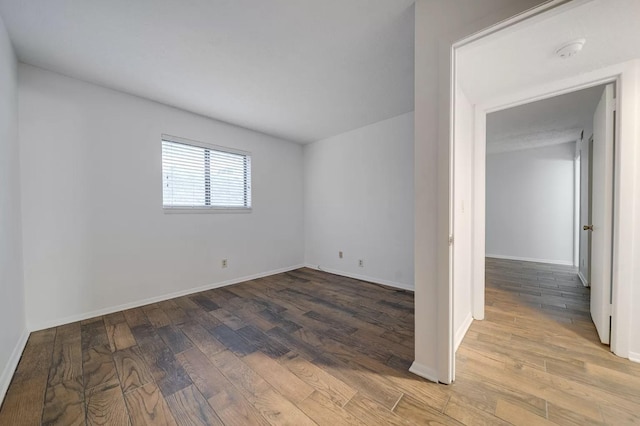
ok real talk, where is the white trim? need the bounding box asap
[578,271,589,287]
[486,254,574,266]
[469,60,638,359]
[629,352,640,364]
[0,329,29,405]
[163,207,252,214]
[161,133,251,157]
[28,264,305,331]
[304,264,414,292]
[452,0,581,50]
[454,313,473,352]
[409,361,439,383]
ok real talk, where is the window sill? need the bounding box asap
[163,207,252,214]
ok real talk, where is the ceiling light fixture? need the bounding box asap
[555,38,586,59]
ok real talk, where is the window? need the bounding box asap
[162,135,251,211]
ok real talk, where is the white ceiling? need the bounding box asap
[487,85,604,153]
[458,0,640,153]
[0,0,415,143]
[458,0,640,104]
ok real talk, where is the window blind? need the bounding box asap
[162,136,251,209]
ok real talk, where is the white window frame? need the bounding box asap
[161,134,252,214]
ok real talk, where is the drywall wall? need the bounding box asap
[486,142,576,265]
[413,0,547,382]
[18,64,304,330]
[0,16,27,401]
[453,85,474,351]
[304,112,414,290]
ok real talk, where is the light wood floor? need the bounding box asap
[1,262,639,425]
[455,258,640,425]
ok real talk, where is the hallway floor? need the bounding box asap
[453,258,640,424]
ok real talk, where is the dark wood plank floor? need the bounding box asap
[1,262,640,425]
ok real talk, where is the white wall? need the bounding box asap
[304,113,414,290]
[0,16,27,401]
[486,142,576,265]
[413,0,547,382]
[453,86,473,351]
[18,64,304,330]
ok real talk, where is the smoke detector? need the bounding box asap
[556,39,586,59]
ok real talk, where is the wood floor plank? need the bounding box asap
[82,344,119,392]
[165,385,224,426]
[190,295,220,312]
[297,390,366,426]
[103,311,127,326]
[13,328,57,383]
[179,321,226,359]
[175,347,231,401]
[444,396,511,426]
[113,346,155,393]
[208,390,270,426]
[106,321,137,352]
[177,348,269,426]
[0,378,49,426]
[158,300,190,326]
[86,382,130,425]
[48,322,83,387]
[343,393,413,426]
[143,304,172,328]
[494,398,553,426]
[41,381,85,426]
[243,351,314,404]
[209,324,258,356]
[0,329,55,425]
[279,352,357,407]
[210,308,247,330]
[157,324,193,354]
[236,325,290,358]
[82,320,109,350]
[123,308,150,328]
[125,382,177,426]
[209,350,316,426]
[141,342,193,397]
[393,394,462,425]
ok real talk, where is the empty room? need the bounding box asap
[1,0,640,425]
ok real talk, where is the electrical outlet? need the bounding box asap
[339,251,343,259]
[222,259,228,268]
[358,259,364,267]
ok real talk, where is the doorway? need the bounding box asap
[449,0,640,381]
[483,84,611,346]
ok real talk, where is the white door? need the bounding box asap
[589,84,615,345]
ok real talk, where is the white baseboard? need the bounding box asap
[28,264,306,331]
[578,271,589,287]
[409,361,438,383]
[304,264,414,292]
[454,313,474,352]
[629,352,640,364]
[0,329,29,405]
[486,253,574,266]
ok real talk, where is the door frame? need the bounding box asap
[450,8,638,362]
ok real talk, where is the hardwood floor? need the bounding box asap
[1,262,639,425]
[455,258,640,425]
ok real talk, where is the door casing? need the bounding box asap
[450,20,639,372]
